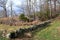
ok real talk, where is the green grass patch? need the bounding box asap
[0,19,60,40]
[0,31,9,40]
[32,20,60,40]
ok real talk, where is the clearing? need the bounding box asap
[32,18,60,40]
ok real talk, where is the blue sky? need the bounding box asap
[0,0,42,14]
[6,0,40,14]
[0,0,25,14]
[6,0,25,13]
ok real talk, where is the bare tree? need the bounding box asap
[26,0,31,17]
[49,0,52,18]
[0,0,8,17]
[10,0,13,18]
[57,0,60,14]
[53,0,57,16]
[31,0,37,20]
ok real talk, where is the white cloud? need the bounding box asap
[6,0,22,7]
[12,0,21,6]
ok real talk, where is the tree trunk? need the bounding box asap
[50,0,52,18]
[33,0,36,20]
[3,7,7,17]
[54,0,56,16]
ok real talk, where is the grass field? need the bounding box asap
[0,18,60,40]
[0,24,32,33]
[0,25,32,40]
[32,19,60,40]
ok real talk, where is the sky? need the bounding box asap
[0,0,26,14]
[6,0,40,14]
[0,0,43,14]
[0,0,60,14]
[6,0,25,13]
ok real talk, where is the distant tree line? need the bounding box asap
[0,0,60,24]
[19,0,60,21]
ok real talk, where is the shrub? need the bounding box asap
[19,14,29,22]
[37,10,50,21]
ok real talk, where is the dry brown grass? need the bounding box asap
[0,17,41,26]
